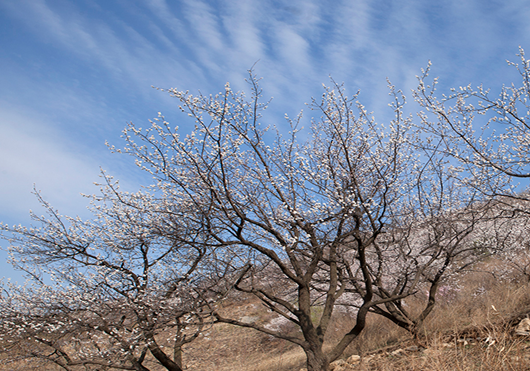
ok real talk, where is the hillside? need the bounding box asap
[179,267,530,370]
[3,263,530,370]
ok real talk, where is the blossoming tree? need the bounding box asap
[1,72,508,371]
[113,74,500,370]
[0,178,240,371]
[413,48,530,282]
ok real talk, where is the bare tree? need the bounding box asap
[0,178,240,371]
[364,169,510,337]
[1,70,511,371]
[413,48,530,286]
[298,117,510,340]
[413,48,530,191]
[110,73,502,370]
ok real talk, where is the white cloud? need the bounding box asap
[275,26,312,75]
[0,105,101,223]
[222,0,266,62]
[2,0,530,226]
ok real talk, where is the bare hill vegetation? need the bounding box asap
[3,263,530,370]
[179,266,530,370]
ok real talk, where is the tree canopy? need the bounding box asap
[3,55,530,371]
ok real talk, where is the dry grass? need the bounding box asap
[324,268,530,371]
[4,265,530,370]
[182,295,305,371]
[186,268,530,371]
[350,327,530,371]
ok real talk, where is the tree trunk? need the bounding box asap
[174,343,183,370]
[304,345,329,371]
[148,337,183,371]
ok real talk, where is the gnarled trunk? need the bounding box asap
[304,345,329,371]
[147,335,183,371]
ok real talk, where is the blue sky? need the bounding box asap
[1,0,530,281]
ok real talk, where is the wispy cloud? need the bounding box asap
[2,0,530,283]
[0,105,99,223]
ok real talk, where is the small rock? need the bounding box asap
[329,360,346,370]
[335,364,357,371]
[240,315,259,324]
[363,355,375,362]
[515,318,530,336]
[347,354,361,364]
[329,359,346,371]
